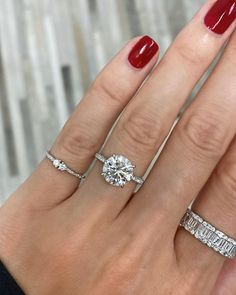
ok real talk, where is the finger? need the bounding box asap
[76,0,236,220]
[123,24,236,232]
[211,259,236,295]
[174,135,236,293]
[11,36,159,209]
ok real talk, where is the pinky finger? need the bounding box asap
[211,259,236,295]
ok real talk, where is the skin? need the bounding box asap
[0,0,236,294]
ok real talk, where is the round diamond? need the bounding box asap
[102,155,134,187]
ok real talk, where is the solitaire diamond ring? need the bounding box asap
[46,151,85,180]
[95,153,144,187]
[180,209,236,259]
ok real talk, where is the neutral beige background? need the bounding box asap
[0,0,205,203]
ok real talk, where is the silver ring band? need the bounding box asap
[95,153,144,187]
[46,151,85,180]
[180,209,236,259]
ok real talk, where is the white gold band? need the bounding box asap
[46,151,85,180]
[180,209,236,259]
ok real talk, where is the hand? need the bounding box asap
[0,0,236,294]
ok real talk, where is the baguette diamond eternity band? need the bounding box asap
[180,209,236,259]
[95,153,144,187]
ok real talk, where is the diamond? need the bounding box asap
[229,245,236,258]
[132,176,144,185]
[102,154,134,187]
[195,224,210,242]
[53,159,66,171]
[187,217,198,233]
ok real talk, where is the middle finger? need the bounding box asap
[75,0,236,219]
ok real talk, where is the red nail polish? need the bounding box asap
[204,0,236,34]
[128,36,159,69]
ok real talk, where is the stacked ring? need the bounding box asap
[180,209,236,259]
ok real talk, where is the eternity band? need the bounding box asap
[95,153,144,187]
[180,209,236,259]
[46,151,85,180]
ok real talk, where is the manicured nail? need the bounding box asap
[204,0,236,34]
[128,36,159,69]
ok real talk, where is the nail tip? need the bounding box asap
[204,0,236,35]
[128,35,159,69]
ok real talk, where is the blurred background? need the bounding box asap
[0,0,205,203]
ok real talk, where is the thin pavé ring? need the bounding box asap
[46,151,85,180]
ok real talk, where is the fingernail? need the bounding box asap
[128,36,159,69]
[204,0,236,34]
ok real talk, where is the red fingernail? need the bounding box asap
[128,36,159,69]
[204,0,236,34]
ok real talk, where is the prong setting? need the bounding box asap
[95,153,144,187]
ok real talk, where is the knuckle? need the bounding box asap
[181,113,227,160]
[173,38,209,65]
[92,72,126,106]
[58,125,98,161]
[119,110,163,153]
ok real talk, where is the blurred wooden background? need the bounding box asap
[0,0,205,203]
